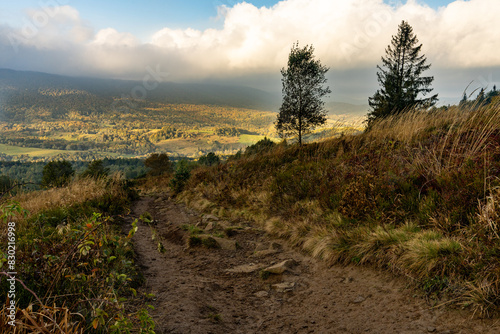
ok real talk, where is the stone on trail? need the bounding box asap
[264,259,297,274]
[227,263,265,274]
[254,291,269,298]
[202,214,219,223]
[272,282,296,292]
[352,295,366,304]
[204,221,217,232]
[212,236,237,251]
[252,249,279,257]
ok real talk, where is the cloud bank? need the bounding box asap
[0,0,498,100]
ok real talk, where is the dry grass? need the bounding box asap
[0,302,84,334]
[135,174,172,195]
[11,173,127,224]
[476,185,500,240]
[367,101,500,177]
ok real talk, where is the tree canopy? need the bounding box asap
[81,160,110,179]
[275,43,331,145]
[368,21,438,124]
[144,153,172,176]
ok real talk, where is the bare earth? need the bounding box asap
[127,194,500,334]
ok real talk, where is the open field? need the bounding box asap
[0,143,80,157]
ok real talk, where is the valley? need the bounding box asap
[0,69,366,163]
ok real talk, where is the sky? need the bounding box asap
[0,0,498,104]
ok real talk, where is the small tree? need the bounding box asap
[41,160,74,188]
[144,153,172,176]
[81,160,109,179]
[169,159,192,195]
[276,43,331,145]
[368,21,438,124]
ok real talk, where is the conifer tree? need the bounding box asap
[41,160,74,188]
[276,43,331,145]
[368,21,438,124]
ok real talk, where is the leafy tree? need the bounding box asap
[368,21,438,124]
[275,43,331,145]
[41,160,74,188]
[81,160,110,179]
[198,152,220,166]
[144,153,172,176]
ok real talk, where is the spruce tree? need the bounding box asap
[276,43,331,145]
[368,21,438,124]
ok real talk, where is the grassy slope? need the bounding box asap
[179,102,500,316]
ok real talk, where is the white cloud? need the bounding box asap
[92,28,140,47]
[148,0,500,76]
[0,0,499,94]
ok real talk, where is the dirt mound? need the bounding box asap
[128,194,500,333]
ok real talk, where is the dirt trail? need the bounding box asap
[127,194,500,334]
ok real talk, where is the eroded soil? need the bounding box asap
[127,194,500,334]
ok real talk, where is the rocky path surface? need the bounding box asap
[127,194,500,334]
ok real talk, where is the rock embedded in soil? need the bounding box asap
[202,214,219,223]
[254,291,269,298]
[204,221,217,232]
[227,263,266,274]
[264,259,297,274]
[272,282,296,292]
[352,295,366,304]
[212,236,237,250]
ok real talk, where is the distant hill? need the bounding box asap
[0,68,279,121]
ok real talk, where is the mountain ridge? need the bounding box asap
[0,68,280,118]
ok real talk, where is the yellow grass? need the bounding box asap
[11,174,125,223]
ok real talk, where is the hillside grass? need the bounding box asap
[179,101,500,317]
[0,175,155,333]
